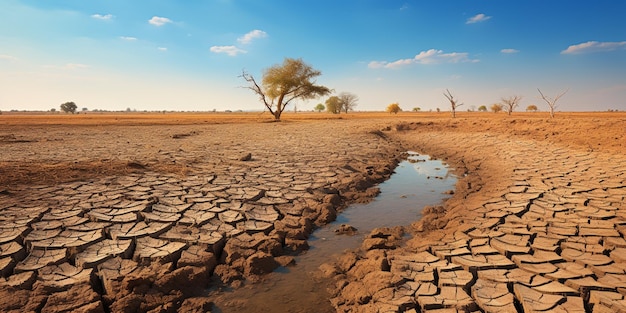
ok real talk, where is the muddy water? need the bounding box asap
[211,152,457,312]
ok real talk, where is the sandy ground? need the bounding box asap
[0,111,624,312]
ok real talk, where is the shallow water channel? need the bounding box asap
[212,152,457,312]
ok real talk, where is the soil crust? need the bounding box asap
[0,112,624,312]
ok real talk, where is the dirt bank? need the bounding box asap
[323,116,626,312]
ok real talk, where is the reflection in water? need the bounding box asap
[211,152,457,313]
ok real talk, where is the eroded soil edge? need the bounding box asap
[323,127,626,312]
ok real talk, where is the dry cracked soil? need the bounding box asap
[0,112,624,313]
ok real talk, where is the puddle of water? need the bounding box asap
[211,152,457,313]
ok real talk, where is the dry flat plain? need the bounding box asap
[0,111,625,313]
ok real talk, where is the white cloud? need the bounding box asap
[237,30,268,44]
[466,13,491,24]
[561,41,626,54]
[120,36,137,41]
[91,14,114,20]
[44,63,90,70]
[367,61,386,69]
[501,48,519,54]
[210,45,247,56]
[157,47,167,51]
[369,49,479,69]
[0,54,18,61]
[149,16,172,26]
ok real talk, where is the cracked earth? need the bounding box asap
[0,113,624,313]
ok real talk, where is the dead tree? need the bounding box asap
[537,88,568,118]
[501,95,522,116]
[443,89,463,118]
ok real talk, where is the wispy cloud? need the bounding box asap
[120,36,138,41]
[44,63,90,70]
[237,30,268,44]
[501,48,519,54]
[369,49,479,69]
[210,45,247,56]
[0,54,18,61]
[561,41,626,54]
[149,16,172,27]
[466,13,491,24]
[157,47,167,52]
[91,14,114,21]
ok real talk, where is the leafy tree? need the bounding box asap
[490,103,503,113]
[443,89,463,118]
[526,104,538,112]
[314,103,325,112]
[50,108,56,112]
[338,92,358,113]
[60,101,77,114]
[538,88,568,118]
[478,105,487,112]
[325,96,341,114]
[501,95,522,115]
[386,103,401,114]
[241,58,331,120]
[82,107,88,112]
[412,107,421,112]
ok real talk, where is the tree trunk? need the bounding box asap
[274,95,285,120]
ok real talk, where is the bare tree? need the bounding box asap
[241,58,331,120]
[501,95,522,116]
[443,89,463,118]
[537,88,568,118]
[338,92,358,113]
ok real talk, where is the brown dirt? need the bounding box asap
[0,111,624,312]
[1,111,623,188]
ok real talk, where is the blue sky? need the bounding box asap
[1,0,625,112]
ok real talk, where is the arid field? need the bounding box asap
[0,111,625,312]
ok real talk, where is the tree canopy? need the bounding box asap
[60,101,77,114]
[241,58,331,120]
[490,103,503,113]
[314,103,325,112]
[386,103,401,114]
[325,96,341,114]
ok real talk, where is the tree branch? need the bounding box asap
[240,70,275,116]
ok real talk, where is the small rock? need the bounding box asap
[335,224,358,235]
[244,252,279,276]
[275,256,296,267]
[240,153,252,161]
